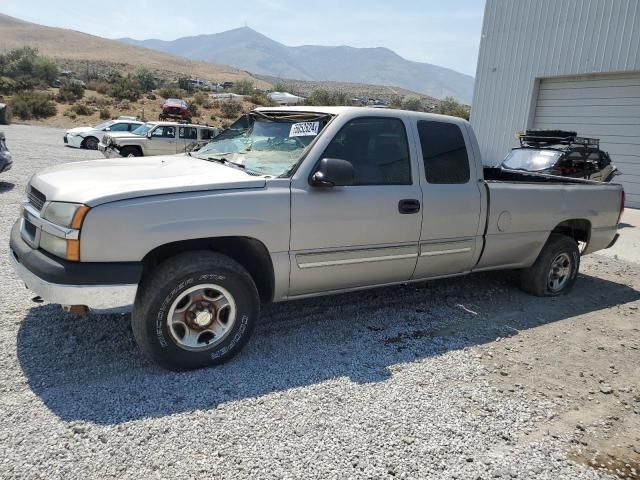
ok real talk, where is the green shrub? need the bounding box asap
[108,76,141,101]
[187,102,199,117]
[0,47,59,88]
[401,97,423,112]
[99,108,111,119]
[305,89,349,106]
[63,110,77,120]
[233,79,255,95]
[57,81,85,102]
[70,103,92,116]
[158,87,184,99]
[132,66,156,92]
[86,80,110,94]
[146,93,157,100]
[220,100,242,118]
[192,91,207,105]
[0,76,17,95]
[249,93,273,106]
[436,96,470,120]
[10,90,57,119]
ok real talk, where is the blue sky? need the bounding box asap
[2,0,486,76]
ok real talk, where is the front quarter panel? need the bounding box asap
[80,181,291,263]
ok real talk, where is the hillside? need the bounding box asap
[0,14,267,87]
[254,75,442,105]
[119,27,475,103]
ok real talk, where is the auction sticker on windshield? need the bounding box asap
[290,122,319,137]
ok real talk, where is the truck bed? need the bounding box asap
[474,167,623,271]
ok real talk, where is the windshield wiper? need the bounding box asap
[206,157,245,170]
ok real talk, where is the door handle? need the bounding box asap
[398,199,421,214]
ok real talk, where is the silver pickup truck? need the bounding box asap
[10,107,624,370]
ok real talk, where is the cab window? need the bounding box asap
[322,117,411,185]
[152,126,176,138]
[418,121,470,184]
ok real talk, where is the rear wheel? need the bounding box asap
[119,146,142,157]
[82,136,99,150]
[520,234,580,296]
[132,251,259,370]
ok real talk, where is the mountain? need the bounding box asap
[120,27,474,103]
[0,14,266,86]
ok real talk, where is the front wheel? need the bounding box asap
[520,234,580,296]
[132,251,259,370]
[82,136,99,150]
[119,146,142,157]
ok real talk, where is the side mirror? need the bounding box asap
[104,127,111,131]
[311,158,355,187]
[147,131,153,138]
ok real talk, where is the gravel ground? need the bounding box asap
[1,124,638,480]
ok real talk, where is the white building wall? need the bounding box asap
[470,0,640,165]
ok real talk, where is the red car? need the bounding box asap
[159,98,191,122]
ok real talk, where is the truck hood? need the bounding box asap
[104,131,142,142]
[30,154,266,206]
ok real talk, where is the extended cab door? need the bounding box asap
[289,115,422,296]
[411,119,483,279]
[148,125,177,155]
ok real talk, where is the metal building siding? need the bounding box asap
[470,0,640,165]
[532,73,640,206]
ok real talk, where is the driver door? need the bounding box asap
[148,125,177,155]
[289,116,422,296]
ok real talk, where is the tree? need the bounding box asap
[132,67,156,92]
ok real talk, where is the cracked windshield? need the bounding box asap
[192,116,328,176]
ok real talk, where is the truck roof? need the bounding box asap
[253,106,469,125]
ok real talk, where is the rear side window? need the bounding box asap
[322,117,411,185]
[418,121,470,184]
[179,127,198,140]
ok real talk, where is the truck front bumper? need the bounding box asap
[98,143,120,158]
[9,220,142,313]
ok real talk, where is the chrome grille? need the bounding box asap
[27,187,46,211]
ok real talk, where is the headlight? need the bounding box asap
[42,202,90,228]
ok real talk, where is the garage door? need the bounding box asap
[533,72,640,207]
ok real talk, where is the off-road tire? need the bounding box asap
[119,146,142,157]
[132,251,260,371]
[520,234,580,296]
[82,136,99,150]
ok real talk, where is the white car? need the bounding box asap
[64,119,144,150]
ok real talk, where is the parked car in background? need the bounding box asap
[159,98,191,122]
[64,119,144,150]
[10,107,624,370]
[502,130,618,182]
[99,121,218,157]
[0,132,11,174]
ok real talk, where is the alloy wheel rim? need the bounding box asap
[547,252,572,292]
[166,284,237,351]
